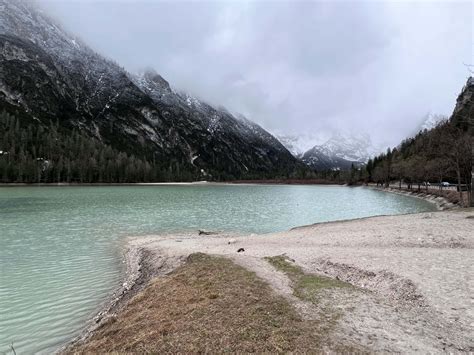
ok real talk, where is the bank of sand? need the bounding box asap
[68,209,474,353]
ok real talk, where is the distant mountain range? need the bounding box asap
[275,132,379,170]
[276,111,451,171]
[273,133,325,157]
[301,133,378,170]
[0,0,303,181]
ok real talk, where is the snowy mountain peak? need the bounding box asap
[141,68,172,93]
[418,112,447,131]
[408,112,447,138]
[320,133,374,163]
[0,0,89,62]
[273,132,327,157]
[275,130,377,165]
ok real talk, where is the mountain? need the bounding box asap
[272,132,324,158]
[300,133,377,171]
[301,146,355,171]
[0,0,303,182]
[451,76,473,131]
[367,77,472,195]
[412,112,447,135]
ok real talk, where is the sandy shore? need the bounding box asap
[66,209,474,353]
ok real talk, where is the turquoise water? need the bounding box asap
[0,185,436,354]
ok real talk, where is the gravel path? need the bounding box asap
[127,209,474,352]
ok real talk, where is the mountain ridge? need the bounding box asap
[0,0,304,182]
[276,131,378,170]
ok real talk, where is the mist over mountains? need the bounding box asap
[0,0,471,182]
[41,0,471,149]
[274,131,380,170]
[0,0,307,182]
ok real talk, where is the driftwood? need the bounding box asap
[198,230,218,236]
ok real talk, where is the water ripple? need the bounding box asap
[0,185,436,354]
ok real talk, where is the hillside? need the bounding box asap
[367,77,473,205]
[0,0,304,182]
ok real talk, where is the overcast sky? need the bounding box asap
[42,0,473,147]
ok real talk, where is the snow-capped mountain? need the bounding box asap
[275,131,378,170]
[301,133,376,170]
[273,132,327,158]
[131,69,289,154]
[318,133,376,163]
[414,112,447,133]
[0,0,303,180]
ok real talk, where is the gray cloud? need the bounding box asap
[42,0,473,147]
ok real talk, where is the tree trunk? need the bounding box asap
[471,144,474,207]
[455,159,463,207]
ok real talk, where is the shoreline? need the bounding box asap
[369,186,458,210]
[0,180,344,187]
[63,209,474,353]
[58,241,144,352]
[59,237,181,353]
[60,231,220,353]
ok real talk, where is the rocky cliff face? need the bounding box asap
[0,0,302,181]
[451,77,473,131]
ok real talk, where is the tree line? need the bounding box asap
[365,120,472,205]
[0,111,184,183]
[0,111,305,183]
[310,119,472,206]
[1,110,471,192]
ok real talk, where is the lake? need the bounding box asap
[0,184,436,354]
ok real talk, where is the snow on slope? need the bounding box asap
[416,112,447,132]
[273,132,328,157]
[320,133,376,163]
[0,0,301,178]
[274,130,379,169]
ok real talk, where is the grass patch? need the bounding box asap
[296,274,349,301]
[265,255,350,303]
[260,256,358,343]
[265,255,354,333]
[67,253,362,354]
[265,254,304,276]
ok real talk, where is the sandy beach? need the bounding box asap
[67,209,474,353]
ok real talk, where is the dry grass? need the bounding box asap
[68,253,362,354]
[429,189,469,206]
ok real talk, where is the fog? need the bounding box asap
[42,0,473,148]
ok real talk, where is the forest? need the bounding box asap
[1,108,471,194]
[0,111,170,183]
[0,111,304,183]
[365,120,472,205]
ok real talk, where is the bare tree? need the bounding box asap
[440,124,471,206]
